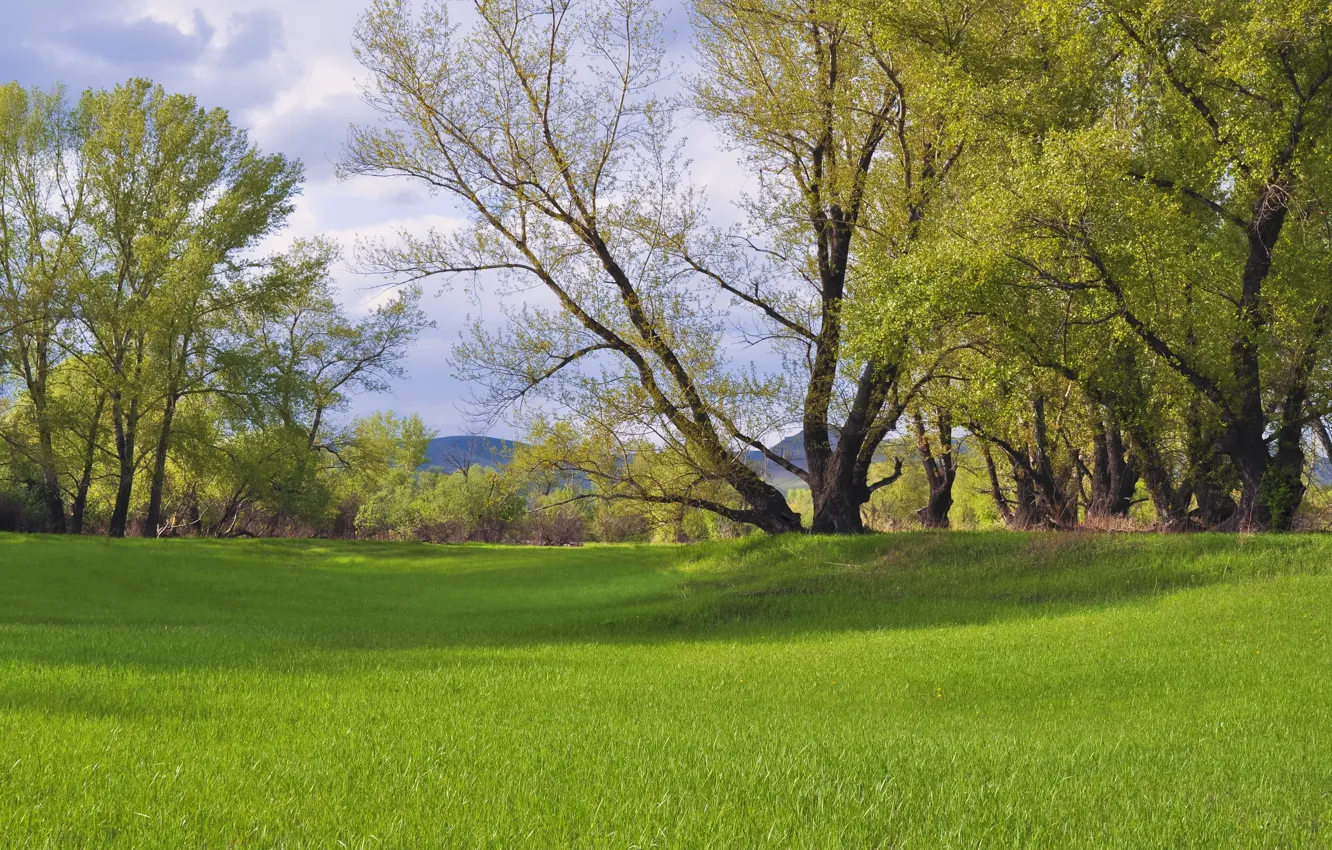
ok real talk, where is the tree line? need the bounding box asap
[4,0,1331,539]
[0,80,426,536]
[345,0,1332,534]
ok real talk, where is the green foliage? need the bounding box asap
[8,0,1332,538]
[355,466,527,542]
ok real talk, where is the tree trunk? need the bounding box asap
[728,470,805,535]
[806,359,908,534]
[1008,456,1044,529]
[1087,418,1138,519]
[69,393,107,535]
[1264,426,1306,532]
[108,392,138,538]
[23,348,66,533]
[810,483,867,534]
[142,391,179,537]
[35,423,65,533]
[1126,428,1193,531]
[1028,398,1078,527]
[1314,418,1332,466]
[981,443,1015,526]
[913,408,956,528]
[1211,184,1292,530]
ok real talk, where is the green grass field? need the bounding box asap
[1,532,1330,848]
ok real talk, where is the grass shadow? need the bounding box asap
[0,531,1328,675]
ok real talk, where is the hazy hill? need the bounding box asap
[424,430,897,493]
[422,436,522,472]
[747,432,811,492]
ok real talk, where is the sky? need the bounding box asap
[2,0,746,438]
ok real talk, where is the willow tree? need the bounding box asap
[686,0,1017,531]
[344,0,801,532]
[968,0,1332,530]
[345,0,1000,532]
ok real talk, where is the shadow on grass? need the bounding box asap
[0,531,1328,674]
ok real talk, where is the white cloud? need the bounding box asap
[5,0,763,437]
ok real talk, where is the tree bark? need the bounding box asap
[913,408,956,528]
[1087,417,1138,519]
[108,391,138,538]
[69,393,106,535]
[34,417,65,533]
[18,341,66,532]
[981,442,1015,526]
[143,333,192,537]
[977,399,1077,529]
[141,392,178,537]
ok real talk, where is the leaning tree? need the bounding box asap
[344,0,1004,532]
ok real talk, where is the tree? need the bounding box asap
[0,83,87,531]
[911,405,957,528]
[345,0,802,533]
[972,0,1332,530]
[240,239,428,458]
[344,0,1010,534]
[688,0,1003,531]
[72,79,302,537]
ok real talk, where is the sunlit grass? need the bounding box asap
[1,532,1329,847]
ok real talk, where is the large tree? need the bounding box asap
[0,84,87,532]
[344,0,1004,533]
[972,0,1332,530]
[687,0,1004,531]
[72,79,301,537]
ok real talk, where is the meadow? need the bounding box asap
[0,531,1330,848]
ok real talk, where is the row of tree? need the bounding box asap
[0,80,426,536]
[345,0,1332,533]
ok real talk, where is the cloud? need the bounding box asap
[252,91,367,181]
[0,0,749,437]
[60,9,215,68]
[221,8,284,68]
[0,0,116,87]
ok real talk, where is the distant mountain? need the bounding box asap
[747,432,811,492]
[745,429,902,493]
[423,429,894,492]
[422,436,523,472]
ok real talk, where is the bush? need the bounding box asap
[0,485,48,533]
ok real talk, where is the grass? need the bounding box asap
[0,531,1330,848]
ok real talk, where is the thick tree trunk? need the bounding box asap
[1124,424,1193,531]
[913,409,956,528]
[1212,185,1293,530]
[917,477,955,528]
[1222,432,1272,531]
[807,359,907,534]
[978,400,1077,529]
[1087,418,1138,519]
[1264,428,1306,532]
[1008,458,1044,529]
[729,470,805,535]
[810,484,867,534]
[1138,461,1193,532]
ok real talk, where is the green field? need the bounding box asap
[1,532,1330,848]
